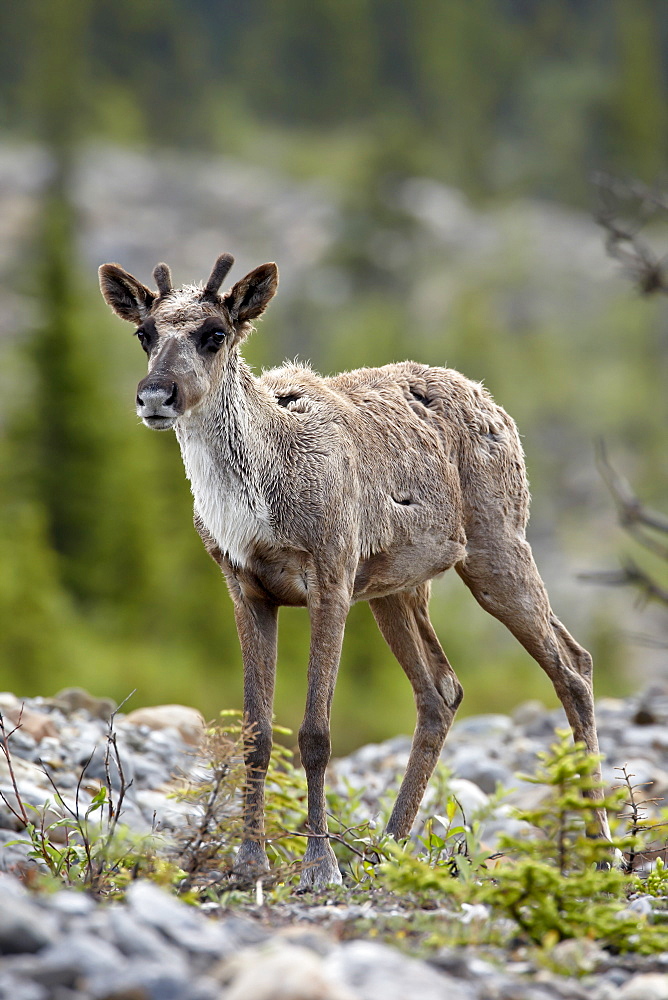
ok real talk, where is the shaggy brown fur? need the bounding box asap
[99,253,609,889]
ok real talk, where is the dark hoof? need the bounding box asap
[232,839,270,886]
[298,842,342,891]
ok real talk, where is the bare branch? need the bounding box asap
[597,441,668,537]
[0,708,29,827]
[269,826,372,863]
[580,558,668,608]
[583,443,668,612]
[593,173,668,296]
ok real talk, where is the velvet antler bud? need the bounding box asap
[153,263,173,296]
[204,253,235,298]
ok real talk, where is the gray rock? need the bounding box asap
[421,776,489,824]
[220,915,271,950]
[620,725,668,752]
[126,881,233,956]
[106,908,188,969]
[274,925,334,957]
[343,741,407,773]
[449,713,514,742]
[143,728,189,767]
[0,873,28,898]
[50,687,116,720]
[2,687,668,1000]
[600,968,633,987]
[43,891,95,917]
[449,747,514,794]
[1,730,38,764]
[0,973,47,1000]
[86,958,194,1000]
[513,700,573,740]
[129,754,173,789]
[135,789,192,829]
[429,946,498,979]
[0,892,56,955]
[326,939,478,1000]
[0,834,32,873]
[509,736,554,777]
[546,937,607,976]
[22,933,124,987]
[585,982,623,1000]
[602,756,668,796]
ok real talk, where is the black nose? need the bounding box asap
[136,381,178,409]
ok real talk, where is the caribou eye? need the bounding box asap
[135,328,150,354]
[204,330,226,352]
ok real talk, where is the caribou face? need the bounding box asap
[134,307,232,430]
[98,253,278,431]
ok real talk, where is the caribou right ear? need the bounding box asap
[98,264,156,324]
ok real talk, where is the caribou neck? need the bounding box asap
[175,350,277,504]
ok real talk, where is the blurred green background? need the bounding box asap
[0,0,667,752]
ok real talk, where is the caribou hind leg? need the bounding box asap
[455,532,611,840]
[370,584,463,839]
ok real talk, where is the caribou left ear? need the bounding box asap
[224,263,278,332]
[99,263,156,324]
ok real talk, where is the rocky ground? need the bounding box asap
[2,687,668,998]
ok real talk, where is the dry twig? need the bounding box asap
[580,442,668,613]
[0,707,29,827]
[594,172,668,296]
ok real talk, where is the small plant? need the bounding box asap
[642,857,668,898]
[173,711,247,889]
[172,711,310,891]
[174,712,397,893]
[383,731,668,955]
[3,695,184,897]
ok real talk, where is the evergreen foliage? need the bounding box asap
[1,2,667,199]
[0,1,665,741]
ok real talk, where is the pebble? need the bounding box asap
[1,686,668,998]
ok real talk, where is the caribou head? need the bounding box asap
[98,254,278,429]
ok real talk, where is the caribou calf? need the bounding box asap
[99,253,609,889]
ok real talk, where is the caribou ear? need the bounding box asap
[98,264,156,324]
[224,263,278,333]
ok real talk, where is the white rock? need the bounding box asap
[123,705,206,746]
[619,973,668,999]
[219,942,355,1000]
